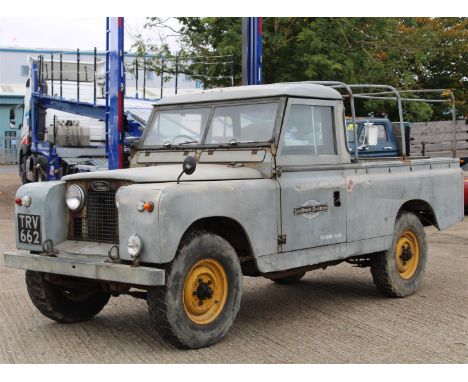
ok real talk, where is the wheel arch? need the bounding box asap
[398,199,439,228]
[180,216,260,276]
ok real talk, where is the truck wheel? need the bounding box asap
[271,271,306,284]
[370,212,427,297]
[34,156,48,182]
[25,271,110,323]
[147,231,243,349]
[20,159,29,184]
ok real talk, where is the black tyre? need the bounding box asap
[271,271,306,285]
[371,212,427,297]
[34,155,48,182]
[25,271,110,323]
[147,230,243,349]
[19,155,30,184]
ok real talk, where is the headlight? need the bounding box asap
[66,184,85,211]
[127,234,143,258]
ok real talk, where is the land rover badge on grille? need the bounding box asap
[91,181,110,192]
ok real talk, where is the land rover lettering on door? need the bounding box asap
[4,83,463,349]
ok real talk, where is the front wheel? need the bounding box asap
[25,271,110,323]
[371,212,427,297]
[147,231,243,349]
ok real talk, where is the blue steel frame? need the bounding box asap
[107,17,125,170]
[29,63,108,180]
[247,17,263,85]
[28,17,127,180]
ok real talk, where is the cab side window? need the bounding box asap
[281,104,336,155]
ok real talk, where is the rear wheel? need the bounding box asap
[371,212,427,297]
[25,271,110,323]
[147,231,243,349]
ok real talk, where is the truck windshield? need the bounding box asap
[143,102,279,147]
[205,102,278,144]
[143,107,211,146]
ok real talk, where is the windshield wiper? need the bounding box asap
[178,140,198,146]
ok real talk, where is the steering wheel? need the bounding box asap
[172,134,197,144]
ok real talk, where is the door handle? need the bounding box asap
[333,191,341,207]
[383,146,394,150]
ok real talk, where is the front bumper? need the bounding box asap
[3,251,165,286]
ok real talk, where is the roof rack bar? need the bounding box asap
[347,88,457,157]
[317,83,406,159]
[357,84,406,159]
[346,94,450,103]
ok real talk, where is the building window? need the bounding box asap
[20,65,29,77]
[145,71,154,80]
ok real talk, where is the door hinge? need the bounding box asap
[273,166,282,178]
[278,234,287,245]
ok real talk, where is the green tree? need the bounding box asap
[136,17,468,121]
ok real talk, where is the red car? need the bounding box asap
[464,172,468,213]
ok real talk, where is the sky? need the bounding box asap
[0,17,181,52]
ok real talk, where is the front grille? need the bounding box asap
[72,217,83,240]
[87,187,118,243]
[69,182,120,244]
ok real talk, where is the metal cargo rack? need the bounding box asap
[297,81,458,161]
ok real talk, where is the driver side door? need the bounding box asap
[276,98,348,252]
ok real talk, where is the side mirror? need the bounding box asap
[177,156,197,183]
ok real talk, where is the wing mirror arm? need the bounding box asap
[177,156,197,184]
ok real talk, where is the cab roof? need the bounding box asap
[154,82,342,106]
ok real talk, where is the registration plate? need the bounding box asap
[17,214,41,245]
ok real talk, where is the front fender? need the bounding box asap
[117,184,163,262]
[156,179,279,264]
[15,181,67,251]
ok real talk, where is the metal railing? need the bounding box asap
[37,49,101,104]
[350,89,457,157]
[295,81,457,160]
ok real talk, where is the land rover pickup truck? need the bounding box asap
[3,83,464,349]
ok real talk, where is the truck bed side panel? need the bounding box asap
[345,160,463,243]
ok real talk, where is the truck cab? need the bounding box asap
[346,118,400,157]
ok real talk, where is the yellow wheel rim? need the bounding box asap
[183,258,228,325]
[395,230,420,280]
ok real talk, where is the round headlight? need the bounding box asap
[127,233,143,259]
[66,184,85,211]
